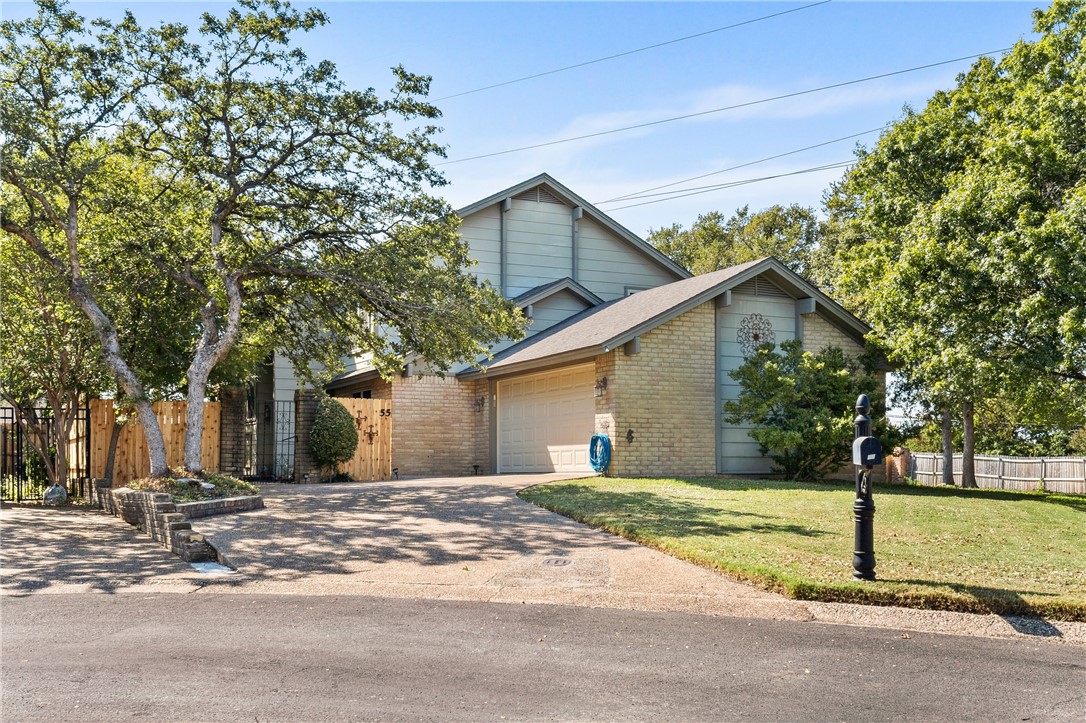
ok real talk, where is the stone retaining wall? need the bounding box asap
[95,480,263,563]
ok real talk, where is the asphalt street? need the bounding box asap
[3,593,1084,722]
[3,481,1084,721]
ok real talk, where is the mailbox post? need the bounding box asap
[852,394,879,581]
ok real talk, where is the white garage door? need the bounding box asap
[497,364,595,473]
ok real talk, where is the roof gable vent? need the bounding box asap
[733,274,792,298]
[513,185,565,205]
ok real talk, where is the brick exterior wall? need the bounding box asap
[600,301,718,477]
[293,389,319,482]
[470,378,491,475]
[218,387,247,476]
[389,374,488,477]
[801,313,865,358]
[303,308,878,480]
[594,351,617,441]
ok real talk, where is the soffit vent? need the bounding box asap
[513,186,566,205]
[733,275,792,298]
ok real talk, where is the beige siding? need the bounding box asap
[460,204,502,288]
[577,216,678,301]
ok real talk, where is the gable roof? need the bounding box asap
[456,173,691,281]
[459,257,872,379]
[511,277,604,309]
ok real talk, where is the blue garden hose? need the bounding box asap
[589,433,611,474]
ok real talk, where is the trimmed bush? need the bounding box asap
[309,397,358,475]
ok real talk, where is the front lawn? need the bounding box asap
[519,477,1086,621]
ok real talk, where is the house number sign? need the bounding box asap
[738,313,775,356]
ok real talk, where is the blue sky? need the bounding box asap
[8,1,1041,237]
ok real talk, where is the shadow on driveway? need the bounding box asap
[194,477,634,581]
[1,504,199,595]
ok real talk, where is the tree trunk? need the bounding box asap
[183,373,210,474]
[182,265,243,474]
[103,418,125,486]
[962,401,978,488]
[19,407,57,487]
[941,407,954,485]
[47,391,74,490]
[70,283,170,478]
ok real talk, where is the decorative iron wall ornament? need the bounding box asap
[738,313,775,356]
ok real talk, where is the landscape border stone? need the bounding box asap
[95,479,262,563]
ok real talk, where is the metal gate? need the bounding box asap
[1,405,91,502]
[244,397,296,481]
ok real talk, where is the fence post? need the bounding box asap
[1040,457,1047,492]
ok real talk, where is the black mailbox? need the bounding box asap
[852,436,882,467]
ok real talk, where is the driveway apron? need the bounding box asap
[191,474,812,620]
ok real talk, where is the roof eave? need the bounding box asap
[457,346,602,381]
[512,277,605,309]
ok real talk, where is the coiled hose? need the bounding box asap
[589,433,611,474]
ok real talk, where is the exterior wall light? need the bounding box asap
[594,377,608,397]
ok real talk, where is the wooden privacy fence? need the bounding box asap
[87,399,221,486]
[911,452,1086,495]
[333,398,392,481]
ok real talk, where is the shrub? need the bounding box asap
[723,339,893,481]
[309,397,358,476]
[128,471,259,502]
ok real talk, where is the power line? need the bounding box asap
[435,1,833,101]
[605,160,855,211]
[597,127,884,205]
[438,48,1011,166]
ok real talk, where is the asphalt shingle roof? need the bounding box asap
[466,258,766,376]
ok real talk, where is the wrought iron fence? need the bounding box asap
[1,405,91,502]
[243,399,295,481]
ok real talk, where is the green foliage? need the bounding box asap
[309,397,359,473]
[723,340,889,481]
[648,204,821,277]
[128,471,260,503]
[2,0,524,475]
[25,447,55,485]
[827,0,1086,418]
[905,391,1086,456]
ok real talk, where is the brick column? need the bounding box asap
[218,387,248,477]
[293,389,320,483]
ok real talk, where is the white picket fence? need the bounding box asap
[910,453,1086,495]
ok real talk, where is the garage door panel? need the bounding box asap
[498,364,594,473]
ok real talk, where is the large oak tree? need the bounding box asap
[2,0,522,478]
[826,0,1086,483]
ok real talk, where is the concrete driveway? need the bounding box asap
[4,476,1084,644]
[191,474,811,621]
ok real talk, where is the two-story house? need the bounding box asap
[255,173,876,479]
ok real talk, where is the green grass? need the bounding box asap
[519,477,1086,621]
